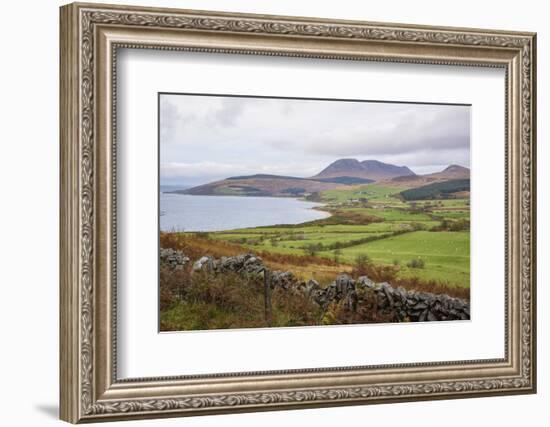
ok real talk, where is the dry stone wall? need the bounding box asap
[162,250,470,322]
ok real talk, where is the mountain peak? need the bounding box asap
[421,164,469,180]
[313,158,416,181]
[443,164,468,172]
[328,158,363,167]
[361,159,384,166]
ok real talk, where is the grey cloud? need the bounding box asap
[300,107,469,157]
[213,97,248,127]
[160,94,470,184]
[160,159,325,185]
[160,97,197,144]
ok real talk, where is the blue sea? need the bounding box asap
[160,189,330,232]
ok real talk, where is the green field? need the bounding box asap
[198,182,471,288]
[345,207,434,222]
[334,231,470,286]
[321,183,408,205]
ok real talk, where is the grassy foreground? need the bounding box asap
[160,233,469,331]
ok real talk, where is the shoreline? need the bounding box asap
[160,193,332,232]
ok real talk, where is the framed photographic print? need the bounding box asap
[158,93,472,331]
[60,2,537,423]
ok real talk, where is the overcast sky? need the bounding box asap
[160,93,470,186]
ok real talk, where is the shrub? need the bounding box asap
[409,222,424,231]
[159,264,191,311]
[449,219,470,231]
[432,218,470,232]
[351,260,398,283]
[272,287,323,326]
[351,253,399,282]
[330,241,344,250]
[407,258,425,269]
[160,267,268,330]
[303,243,323,256]
[354,253,371,270]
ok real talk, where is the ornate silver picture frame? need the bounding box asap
[60,2,536,423]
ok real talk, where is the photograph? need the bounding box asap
[158,93,471,331]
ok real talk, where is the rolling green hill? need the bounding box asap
[400,179,470,201]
